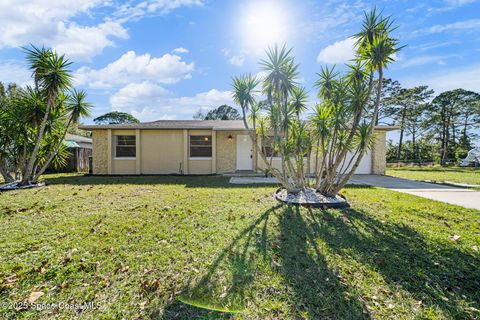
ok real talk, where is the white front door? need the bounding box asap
[236,135,253,170]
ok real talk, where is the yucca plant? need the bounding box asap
[232,9,401,202]
[19,46,73,185]
[0,46,91,186]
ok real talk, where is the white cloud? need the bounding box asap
[401,64,480,93]
[229,55,245,67]
[75,51,194,89]
[0,0,127,61]
[426,19,480,34]
[316,38,356,64]
[172,47,189,54]
[115,0,204,22]
[109,83,233,121]
[0,0,203,61]
[110,81,171,109]
[221,48,231,56]
[300,1,366,43]
[445,0,477,6]
[222,48,246,67]
[400,55,448,68]
[174,89,233,107]
[0,62,32,86]
[53,21,128,61]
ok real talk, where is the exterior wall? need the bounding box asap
[371,130,387,174]
[188,129,214,174]
[141,130,184,174]
[111,129,136,174]
[188,160,212,174]
[113,159,136,174]
[91,127,388,175]
[92,130,108,174]
[216,131,238,173]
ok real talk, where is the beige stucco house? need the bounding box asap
[81,120,396,176]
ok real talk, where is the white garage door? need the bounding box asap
[341,150,372,174]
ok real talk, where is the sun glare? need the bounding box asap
[239,1,291,53]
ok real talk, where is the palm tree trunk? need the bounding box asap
[33,118,73,182]
[329,73,374,176]
[0,158,14,183]
[333,67,384,196]
[240,105,294,191]
[21,94,56,185]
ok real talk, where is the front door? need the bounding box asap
[236,135,253,170]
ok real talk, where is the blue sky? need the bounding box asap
[0,0,479,130]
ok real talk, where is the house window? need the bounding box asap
[190,135,212,158]
[115,135,136,158]
[262,136,280,158]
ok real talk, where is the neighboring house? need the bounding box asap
[52,133,92,173]
[80,120,397,175]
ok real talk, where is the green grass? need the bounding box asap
[1,174,479,319]
[387,166,480,186]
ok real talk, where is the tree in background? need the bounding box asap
[372,78,402,125]
[455,91,480,160]
[425,89,480,165]
[387,139,437,164]
[0,46,91,185]
[385,86,434,162]
[93,111,139,124]
[193,105,242,120]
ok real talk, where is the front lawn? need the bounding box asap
[387,166,480,186]
[1,174,479,319]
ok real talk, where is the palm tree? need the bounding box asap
[34,89,91,181]
[21,46,73,185]
[331,12,401,194]
[232,9,402,202]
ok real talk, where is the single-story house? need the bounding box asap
[80,120,397,175]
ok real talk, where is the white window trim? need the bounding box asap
[188,157,212,160]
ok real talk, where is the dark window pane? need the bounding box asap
[190,136,212,146]
[117,135,136,146]
[116,146,136,157]
[115,135,136,157]
[189,136,212,157]
[190,146,212,157]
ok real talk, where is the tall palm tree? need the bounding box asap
[331,12,401,194]
[34,89,91,180]
[21,46,73,185]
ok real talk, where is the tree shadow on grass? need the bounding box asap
[159,206,277,319]
[159,204,369,319]
[43,174,278,189]
[306,207,480,318]
[153,200,479,319]
[276,206,369,319]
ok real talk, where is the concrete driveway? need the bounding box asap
[350,175,480,210]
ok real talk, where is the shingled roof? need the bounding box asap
[80,120,249,130]
[80,120,399,131]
